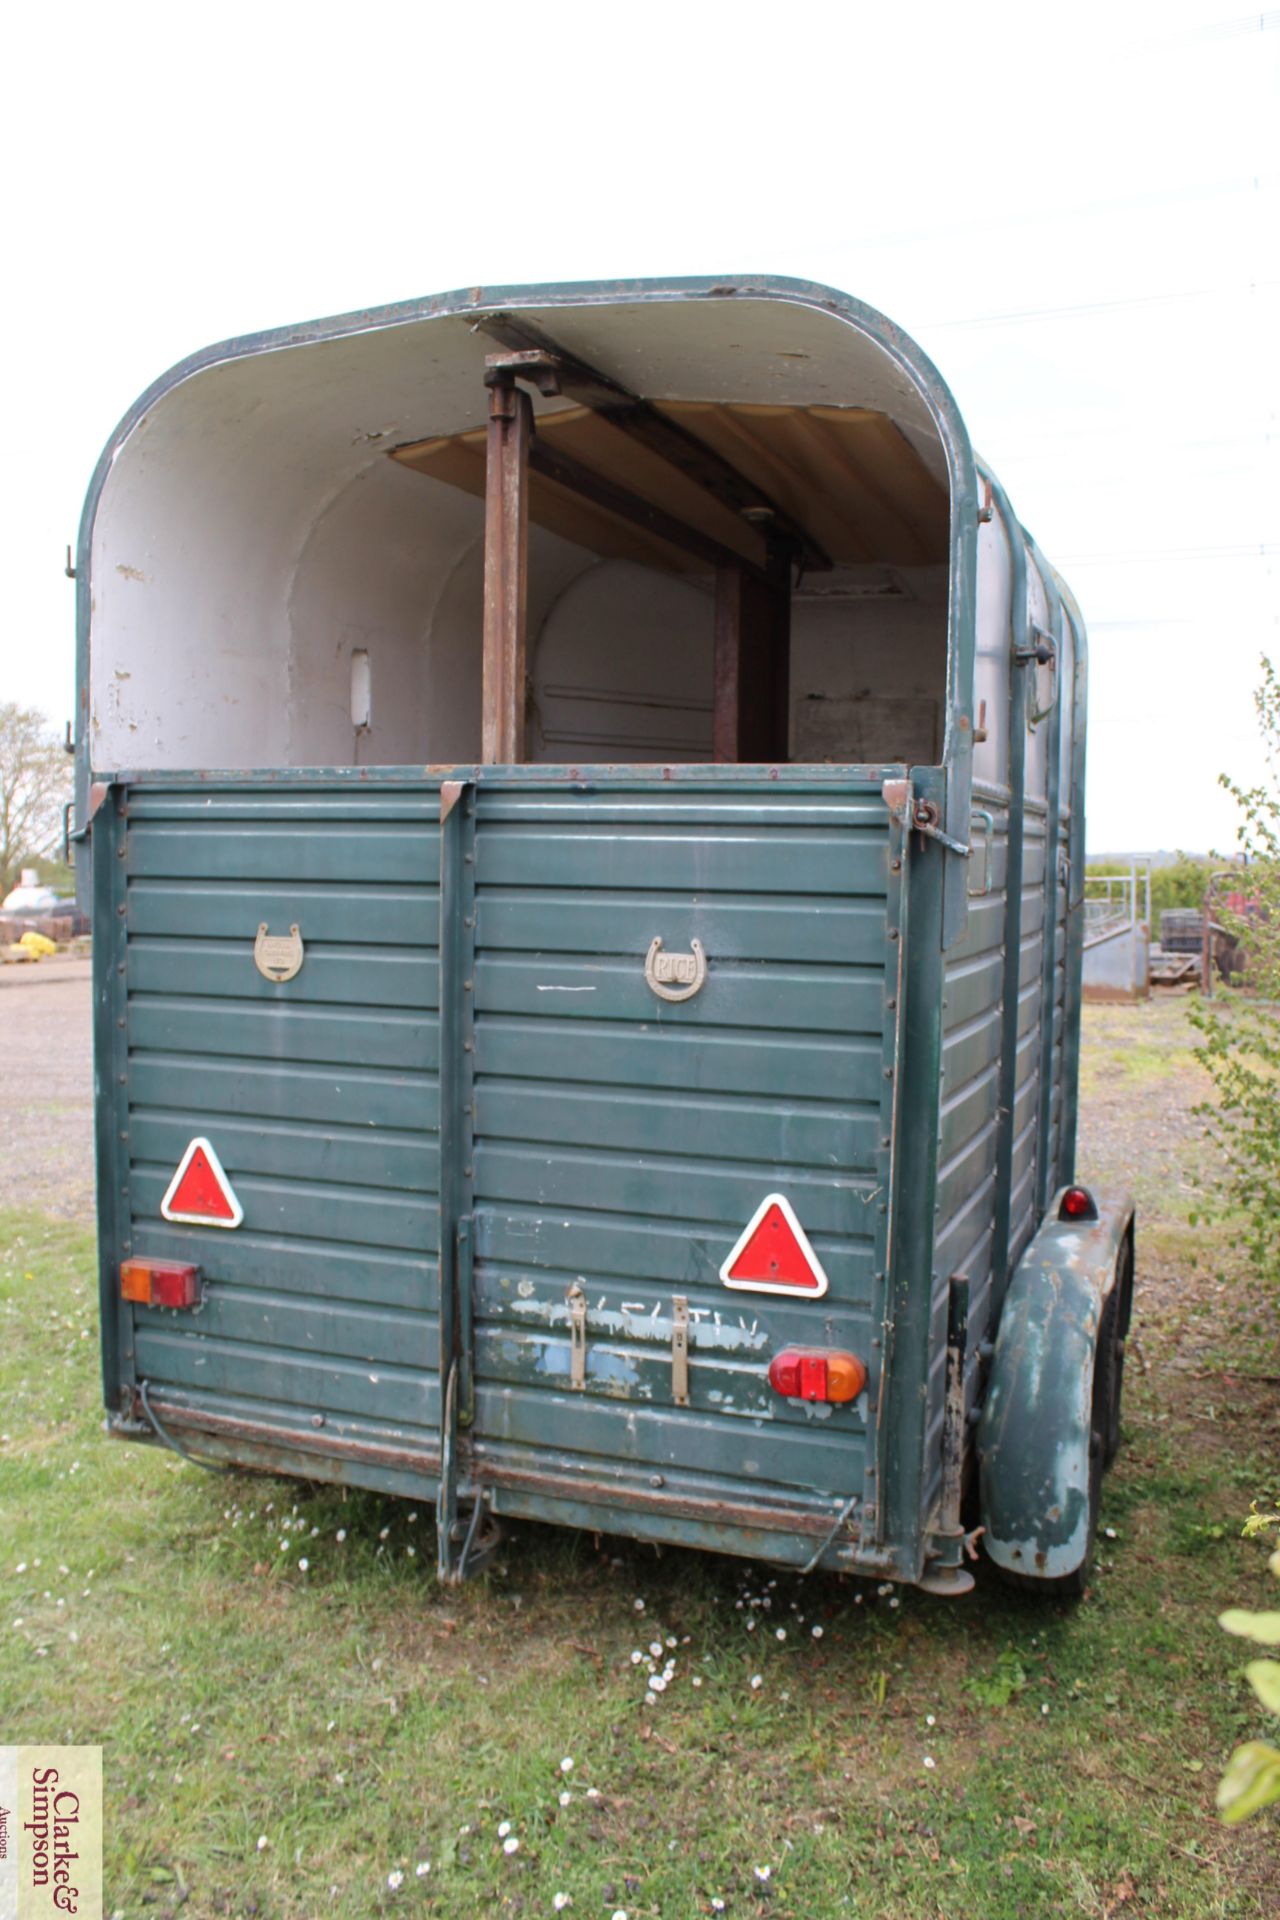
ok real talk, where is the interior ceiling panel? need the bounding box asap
[391,401,949,573]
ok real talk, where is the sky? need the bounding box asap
[2,0,1276,854]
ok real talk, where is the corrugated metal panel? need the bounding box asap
[118,785,442,1468]
[465,787,898,1527]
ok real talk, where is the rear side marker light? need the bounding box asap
[1059,1185,1099,1223]
[120,1260,202,1309]
[768,1349,867,1404]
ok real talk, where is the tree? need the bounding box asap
[1188,658,1280,1286]
[0,704,73,898]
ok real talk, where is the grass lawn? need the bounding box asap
[1,1000,1277,1918]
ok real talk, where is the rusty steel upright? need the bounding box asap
[481,357,535,764]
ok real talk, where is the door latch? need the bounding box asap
[911,799,971,859]
[882,779,971,859]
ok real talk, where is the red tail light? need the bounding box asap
[768,1349,867,1404]
[120,1260,201,1309]
[1059,1186,1098,1222]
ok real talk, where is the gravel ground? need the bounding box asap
[1077,992,1213,1213]
[0,959,1215,1241]
[0,954,95,1220]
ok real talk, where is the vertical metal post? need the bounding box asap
[865,785,912,1560]
[712,566,742,764]
[92,785,134,1412]
[1034,556,1067,1218]
[873,766,945,1580]
[712,545,791,763]
[436,779,475,1578]
[986,471,1029,1307]
[482,374,532,764]
[1058,600,1089,1187]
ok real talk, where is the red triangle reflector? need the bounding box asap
[720,1193,829,1298]
[161,1137,243,1229]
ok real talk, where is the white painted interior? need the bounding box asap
[531,563,716,762]
[790,566,948,764]
[88,293,958,772]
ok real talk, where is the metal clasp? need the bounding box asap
[671,1296,690,1406]
[567,1283,587,1390]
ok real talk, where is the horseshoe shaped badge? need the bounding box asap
[254,922,304,984]
[644,936,707,1003]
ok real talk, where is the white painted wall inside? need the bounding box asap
[87,292,958,772]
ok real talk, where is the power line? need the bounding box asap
[1060,542,1279,565]
[990,429,1276,456]
[830,172,1275,258]
[924,280,1278,332]
[1130,9,1280,48]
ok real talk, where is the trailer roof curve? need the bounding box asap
[75,275,981,799]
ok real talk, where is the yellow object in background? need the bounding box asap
[17,930,56,958]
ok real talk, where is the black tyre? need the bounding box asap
[1099,1237,1132,1468]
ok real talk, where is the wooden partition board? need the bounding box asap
[391,401,948,574]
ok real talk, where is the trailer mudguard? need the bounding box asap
[978,1193,1134,1582]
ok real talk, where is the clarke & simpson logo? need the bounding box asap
[0,1746,102,1920]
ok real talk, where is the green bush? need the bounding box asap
[1188,657,1280,1288]
[1218,1503,1280,1823]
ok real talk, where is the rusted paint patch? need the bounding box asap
[476,1458,862,1543]
[978,1191,1133,1582]
[123,1398,441,1478]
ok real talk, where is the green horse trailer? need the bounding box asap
[76,275,1133,1597]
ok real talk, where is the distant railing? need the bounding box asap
[1084,867,1150,948]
